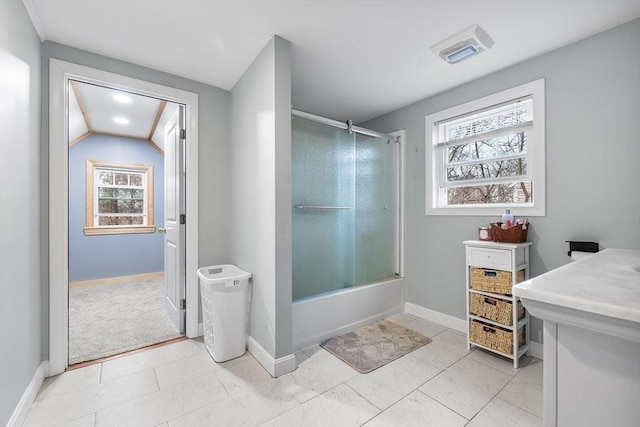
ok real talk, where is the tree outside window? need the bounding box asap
[425,79,545,216]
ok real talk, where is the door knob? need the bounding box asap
[158,227,167,234]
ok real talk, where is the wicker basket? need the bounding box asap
[469,293,524,326]
[490,223,529,243]
[470,319,525,356]
[470,268,525,295]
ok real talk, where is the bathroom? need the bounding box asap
[2,1,640,425]
[227,26,640,377]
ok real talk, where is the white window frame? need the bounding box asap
[425,78,546,216]
[84,159,156,235]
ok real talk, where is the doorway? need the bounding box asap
[48,60,200,376]
[67,81,184,364]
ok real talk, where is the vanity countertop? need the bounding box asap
[513,248,640,324]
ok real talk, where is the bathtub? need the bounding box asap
[292,278,405,352]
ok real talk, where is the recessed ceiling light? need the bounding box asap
[113,93,132,103]
[113,116,129,125]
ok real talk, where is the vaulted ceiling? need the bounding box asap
[25,0,640,125]
[68,81,178,151]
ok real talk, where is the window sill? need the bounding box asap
[425,205,545,217]
[84,225,156,236]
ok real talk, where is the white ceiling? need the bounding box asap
[25,0,640,124]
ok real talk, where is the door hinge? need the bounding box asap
[180,128,186,139]
[180,299,186,310]
[180,214,186,224]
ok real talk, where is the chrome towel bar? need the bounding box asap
[294,205,351,210]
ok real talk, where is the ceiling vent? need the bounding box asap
[432,25,494,64]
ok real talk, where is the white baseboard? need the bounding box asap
[69,271,164,288]
[405,302,544,360]
[7,361,48,427]
[247,336,296,378]
[195,323,298,375]
[405,302,467,333]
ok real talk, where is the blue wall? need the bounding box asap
[69,133,164,281]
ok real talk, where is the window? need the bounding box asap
[84,160,155,235]
[425,79,545,216]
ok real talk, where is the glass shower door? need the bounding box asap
[292,116,398,301]
[292,117,355,300]
[353,133,396,286]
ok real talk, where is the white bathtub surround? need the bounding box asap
[513,248,640,427]
[292,278,404,352]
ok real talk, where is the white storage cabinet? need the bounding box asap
[463,240,532,368]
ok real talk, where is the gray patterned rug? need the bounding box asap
[69,277,182,365]
[320,319,431,373]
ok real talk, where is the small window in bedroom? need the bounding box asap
[84,160,156,235]
[425,79,546,216]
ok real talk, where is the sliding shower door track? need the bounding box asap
[292,109,397,142]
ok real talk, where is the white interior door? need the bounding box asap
[49,60,200,376]
[163,105,186,333]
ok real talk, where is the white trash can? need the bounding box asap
[197,264,252,362]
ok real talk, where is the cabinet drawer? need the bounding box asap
[470,319,524,356]
[468,247,512,270]
[470,293,525,325]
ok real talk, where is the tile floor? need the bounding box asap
[23,313,542,427]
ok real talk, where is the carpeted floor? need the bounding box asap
[321,319,431,373]
[68,277,183,365]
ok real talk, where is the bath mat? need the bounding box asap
[320,319,431,373]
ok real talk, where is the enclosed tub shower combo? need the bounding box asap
[290,111,404,350]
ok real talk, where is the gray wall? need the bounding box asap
[0,0,42,424]
[229,36,293,359]
[68,134,164,281]
[273,36,293,359]
[362,19,640,344]
[41,42,230,357]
